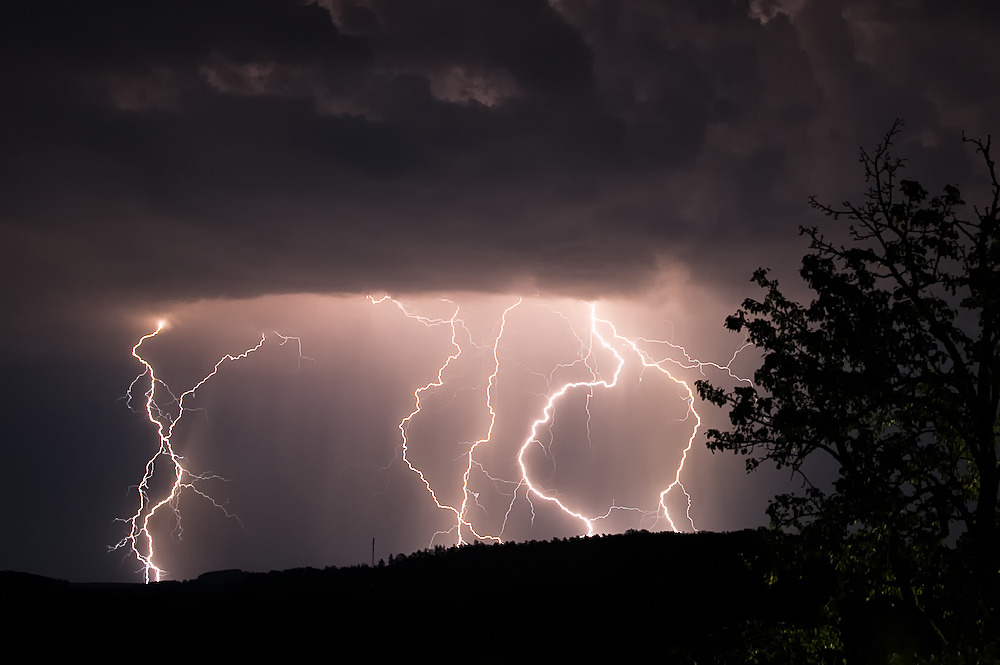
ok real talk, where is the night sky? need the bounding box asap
[2,0,998,583]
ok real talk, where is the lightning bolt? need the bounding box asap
[369,295,518,545]
[112,322,307,583]
[373,296,752,548]
[113,296,749,582]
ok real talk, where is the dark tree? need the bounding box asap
[697,122,999,657]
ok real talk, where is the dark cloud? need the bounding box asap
[1,0,998,326]
[2,0,362,67]
[3,0,998,582]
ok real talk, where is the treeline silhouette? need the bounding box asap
[6,529,837,662]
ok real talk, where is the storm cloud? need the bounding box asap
[3,0,996,318]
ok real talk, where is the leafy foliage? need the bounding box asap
[697,122,1000,661]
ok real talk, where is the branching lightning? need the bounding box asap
[114,297,749,583]
[112,322,307,583]
[372,296,752,549]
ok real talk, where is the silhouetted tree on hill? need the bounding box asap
[698,121,1000,662]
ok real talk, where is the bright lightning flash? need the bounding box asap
[113,297,749,583]
[371,296,752,548]
[112,323,307,583]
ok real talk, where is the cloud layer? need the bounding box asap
[4,0,997,321]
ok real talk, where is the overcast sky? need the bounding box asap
[2,0,998,583]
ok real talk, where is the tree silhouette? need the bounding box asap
[697,121,999,658]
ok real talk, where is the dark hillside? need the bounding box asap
[5,529,830,661]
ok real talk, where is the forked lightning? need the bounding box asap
[115,298,749,582]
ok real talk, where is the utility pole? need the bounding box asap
[371,537,375,567]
